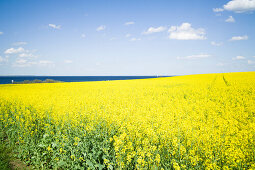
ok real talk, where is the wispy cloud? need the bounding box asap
[13,59,54,67]
[124,21,135,26]
[177,54,210,60]
[225,16,235,22]
[13,41,27,46]
[230,35,248,41]
[168,23,206,40]
[19,53,37,58]
[6,47,37,59]
[0,32,3,35]
[110,37,118,41]
[81,34,86,38]
[126,34,131,38]
[211,41,223,46]
[4,47,25,54]
[64,60,73,64]
[143,26,166,35]
[4,46,53,68]
[49,24,61,29]
[232,55,245,60]
[38,60,54,66]
[213,8,224,12]
[96,25,106,31]
[0,56,8,64]
[217,62,225,66]
[130,38,141,41]
[12,59,36,67]
[0,56,3,63]
[248,60,255,64]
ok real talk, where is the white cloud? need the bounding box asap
[0,56,5,63]
[64,59,73,63]
[130,38,141,41]
[110,37,118,41]
[49,24,61,29]
[211,41,223,46]
[13,41,27,46]
[126,34,131,38]
[0,56,8,64]
[225,16,235,22]
[81,34,86,38]
[16,59,28,64]
[19,53,37,58]
[38,60,55,67]
[39,60,53,64]
[223,0,255,13]
[213,8,225,12]
[5,47,37,59]
[4,47,25,54]
[168,23,206,40]
[6,46,54,67]
[96,25,106,31]
[248,60,255,64]
[12,59,37,67]
[4,46,39,60]
[0,32,3,35]
[232,55,245,60]
[124,21,135,26]
[230,35,248,41]
[143,26,166,35]
[217,62,225,66]
[177,54,210,60]
[12,59,54,67]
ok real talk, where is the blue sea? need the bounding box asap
[0,76,170,84]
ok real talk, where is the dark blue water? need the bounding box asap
[0,76,170,84]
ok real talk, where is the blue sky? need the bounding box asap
[0,0,255,76]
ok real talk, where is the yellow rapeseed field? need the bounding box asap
[0,72,255,169]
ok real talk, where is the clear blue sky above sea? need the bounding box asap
[0,0,255,76]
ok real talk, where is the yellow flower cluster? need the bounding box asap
[0,72,254,169]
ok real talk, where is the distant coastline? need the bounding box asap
[12,79,63,84]
[0,76,172,84]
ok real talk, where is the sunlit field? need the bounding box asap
[0,72,255,169]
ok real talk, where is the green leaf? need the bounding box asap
[86,160,94,168]
[58,160,66,166]
[43,134,49,138]
[52,142,57,148]
[38,143,46,148]
[108,164,113,170]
